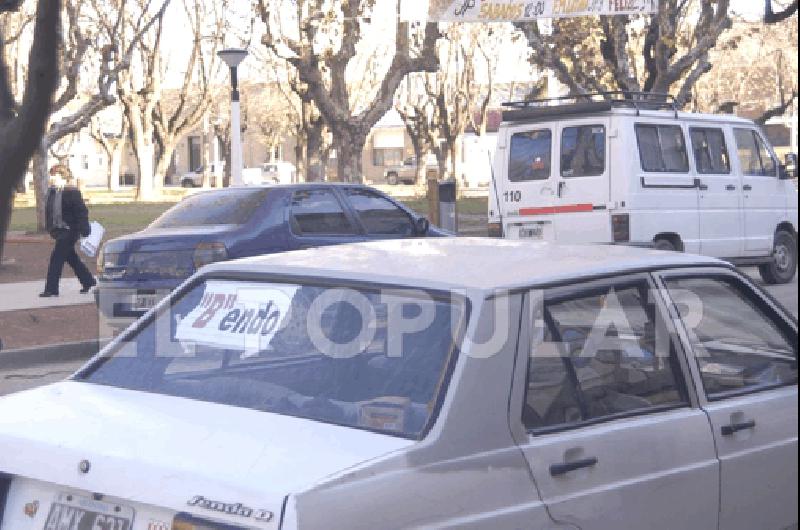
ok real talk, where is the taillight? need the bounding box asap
[488,222,503,238]
[612,213,630,243]
[193,242,228,269]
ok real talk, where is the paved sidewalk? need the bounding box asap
[0,279,93,312]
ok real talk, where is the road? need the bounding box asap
[0,269,796,397]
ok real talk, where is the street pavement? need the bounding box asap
[0,278,90,312]
[0,267,796,397]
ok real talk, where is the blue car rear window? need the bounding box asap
[150,189,269,228]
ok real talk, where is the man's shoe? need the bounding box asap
[39,291,59,298]
[80,278,97,294]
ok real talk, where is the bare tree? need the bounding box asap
[517,0,731,108]
[0,0,62,263]
[119,0,224,200]
[258,0,440,182]
[89,108,128,190]
[765,0,798,23]
[396,73,440,183]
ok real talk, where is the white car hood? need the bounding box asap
[0,382,412,525]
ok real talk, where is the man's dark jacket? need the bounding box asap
[45,186,91,240]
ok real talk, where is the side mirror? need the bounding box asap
[415,217,430,236]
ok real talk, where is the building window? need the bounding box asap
[372,148,404,167]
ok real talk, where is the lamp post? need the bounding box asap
[217,48,248,186]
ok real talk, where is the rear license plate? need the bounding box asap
[519,226,544,239]
[134,294,159,312]
[43,493,134,530]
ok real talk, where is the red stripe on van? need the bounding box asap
[519,203,595,216]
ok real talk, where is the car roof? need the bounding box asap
[204,238,726,293]
[501,105,755,127]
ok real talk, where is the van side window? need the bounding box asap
[561,125,605,178]
[635,124,690,173]
[734,129,777,177]
[690,128,731,174]
[524,282,688,431]
[509,130,552,182]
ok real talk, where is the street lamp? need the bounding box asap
[217,48,248,186]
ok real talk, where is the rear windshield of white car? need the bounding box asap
[78,279,466,440]
[149,189,269,228]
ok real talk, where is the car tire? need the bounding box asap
[654,238,679,252]
[387,173,399,186]
[759,230,797,285]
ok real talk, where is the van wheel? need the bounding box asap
[759,230,797,285]
[387,173,399,186]
[654,238,679,252]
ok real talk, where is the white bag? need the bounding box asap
[79,221,105,258]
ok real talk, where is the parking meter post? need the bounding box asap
[427,177,440,227]
[439,180,457,233]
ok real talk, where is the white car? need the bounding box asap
[0,239,797,530]
[262,162,297,185]
[489,92,799,285]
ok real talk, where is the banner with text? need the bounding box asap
[422,0,658,22]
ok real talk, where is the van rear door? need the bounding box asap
[500,121,558,241]
[553,119,611,243]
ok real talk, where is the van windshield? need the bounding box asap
[77,280,465,440]
[150,189,269,228]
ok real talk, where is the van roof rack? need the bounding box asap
[502,91,679,121]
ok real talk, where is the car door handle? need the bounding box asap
[726,185,737,191]
[743,185,753,191]
[694,178,709,191]
[557,181,566,198]
[721,420,756,436]
[550,457,599,477]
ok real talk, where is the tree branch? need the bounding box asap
[764,0,798,23]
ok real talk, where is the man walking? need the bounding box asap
[40,167,96,297]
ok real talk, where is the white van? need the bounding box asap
[489,93,799,284]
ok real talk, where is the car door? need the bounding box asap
[633,122,701,254]
[340,187,417,240]
[658,268,798,530]
[516,275,720,530]
[733,128,786,255]
[553,119,611,243]
[690,126,744,258]
[286,187,365,250]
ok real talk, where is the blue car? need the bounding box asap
[96,184,449,327]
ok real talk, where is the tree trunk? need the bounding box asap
[108,138,125,191]
[0,182,13,265]
[154,139,176,190]
[136,142,155,200]
[31,143,49,232]
[334,128,366,183]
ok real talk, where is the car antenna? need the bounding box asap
[488,150,504,238]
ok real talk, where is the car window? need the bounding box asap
[78,280,466,440]
[561,125,605,178]
[690,127,731,175]
[290,189,357,236]
[344,188,415,236]
[664,276,797,398]
[524,282,688,431]
[509,129,552,182]
[734,129,777,177]
[150,189,269,228]
[635,124,690,173]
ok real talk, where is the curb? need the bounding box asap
[0,339,106,370]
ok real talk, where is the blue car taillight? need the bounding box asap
[193,242,228,269]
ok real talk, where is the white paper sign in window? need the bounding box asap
[175,281,299,354]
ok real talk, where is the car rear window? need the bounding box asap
[150,189,269,228]
[509,129,552,181]
[78,280,466,440]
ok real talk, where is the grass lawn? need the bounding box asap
[9,196,488,240]
[9,203,175,240]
